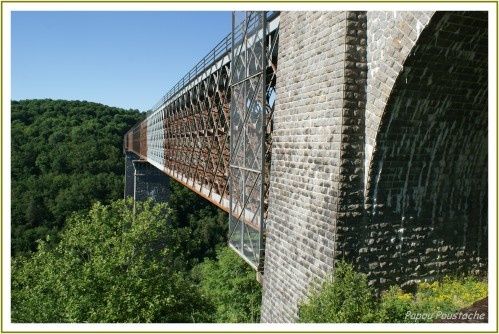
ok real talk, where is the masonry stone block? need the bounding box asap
[261,11,365,323]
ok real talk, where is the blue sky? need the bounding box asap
[12,11,232,111]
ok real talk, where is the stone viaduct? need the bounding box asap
[124,11,488,322]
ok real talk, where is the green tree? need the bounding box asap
[298,261,377,323]
[11,99,143,255]
[167,180,228,265]
[12,199,212,323]
[193,247,262,323]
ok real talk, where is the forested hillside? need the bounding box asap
[11,99,261,323]
[11,99,143,255]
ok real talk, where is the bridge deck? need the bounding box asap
[123,12,279,217]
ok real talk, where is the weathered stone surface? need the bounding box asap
[261,11,367,323]
[365,11,435,177]
[261,10,488,323]
[360,11,488,290]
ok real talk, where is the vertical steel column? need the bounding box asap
[229,11,267,271]
[259,11,267,271]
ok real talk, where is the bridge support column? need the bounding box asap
[124,152,137,199]
[124,153,170,203]
[261,11,368,323]
[133,160,170,203]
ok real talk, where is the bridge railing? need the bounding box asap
[148,32,231,116]
[125,11,278,155]
[145,11,278,118]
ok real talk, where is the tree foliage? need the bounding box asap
[298,261,487,323]
[193,247,262,323]
[378,277,488,323]
[11,99,143,255]
[299,261,376,323]
[167,180,227,266]
[12,199,213,323]
[11,99,261,323]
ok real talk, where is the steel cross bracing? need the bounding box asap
[228,11,278,270]
[123,11,278,270]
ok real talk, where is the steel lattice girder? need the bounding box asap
[123,12,279,270]
[228,11,278,271]
[124,59,232,210]
[161,62,232,208]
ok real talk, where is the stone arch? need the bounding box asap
[360,11,488,288]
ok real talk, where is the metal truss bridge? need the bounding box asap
[124,12,279,270]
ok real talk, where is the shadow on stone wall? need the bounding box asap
[353,11,488,291]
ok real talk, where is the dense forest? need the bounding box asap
[11,99,261,323]
[11,99,143,255]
